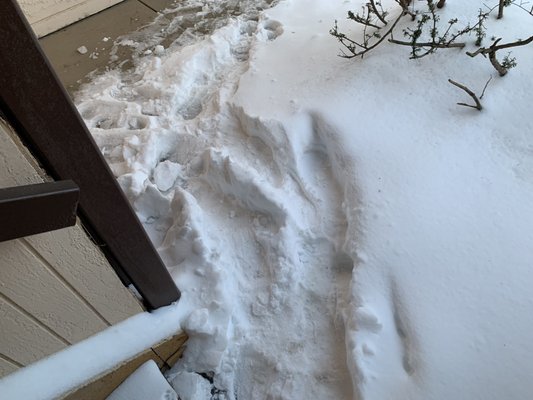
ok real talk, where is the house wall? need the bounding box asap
[16,0,125,37]
[0,118,144,378]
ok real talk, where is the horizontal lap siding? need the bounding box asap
[0,297,68,365]
[25,226,144,325]
[0,119,143,378]
[0,239,109,343]
[0,357,20,377]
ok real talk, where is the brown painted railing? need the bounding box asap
[0,181,80,242]
[0,0,180,310]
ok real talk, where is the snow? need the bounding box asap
[154,45,166,56]
[77,45,88,55]
[154,160,182,191]
[239,2,533,399]
[106,360,177,400]
[3,0,532,399]
[77,0,533,397]
[170,372,212,400]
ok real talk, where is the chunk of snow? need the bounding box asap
[169,372,212,400]
[184,309,212,335]
[106,360,177,400]
[153,160,181,192]
[154,45,165,56]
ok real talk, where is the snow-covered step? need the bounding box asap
[106,360,177,400]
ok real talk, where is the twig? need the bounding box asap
[448,79,483,111]
[396,4,490,59]
[388,38,466,49]
[348,9,382,29]
[333,11,405,58]
[479,76,493,99]
[395,0,416,20]
[489,48,508,76]
[467,35,533,75]
[467,35,533,56]
[498,0,505,19]
[513,1,533,15]
[369,0,388,25]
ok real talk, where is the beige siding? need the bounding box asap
[0,357,20,377]
[0,240,108,343]
[0,120,44,188]
[0,118,143,378]
[16,0,125,37]
[0,297,67,365]
[25,229,142,325]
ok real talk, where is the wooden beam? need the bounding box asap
[0,181,79,242]
[0,0,180,309]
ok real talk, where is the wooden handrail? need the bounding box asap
[0,181,79,242]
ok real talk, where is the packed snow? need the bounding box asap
[14,0,533,399]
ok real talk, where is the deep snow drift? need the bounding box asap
[75,0,533,399]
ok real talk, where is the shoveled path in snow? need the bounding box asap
[76,1,354,398]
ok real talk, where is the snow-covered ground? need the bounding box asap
[73,0,533,399]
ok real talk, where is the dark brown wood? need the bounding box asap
[0,0,180,309]
[0,181,79,242]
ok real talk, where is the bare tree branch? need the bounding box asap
[388,38,466,49]
[333,11,405,58]
[467,35,533,56]
[513,1,533,15]
[448,79,483,111]
[489,48,508,76]
[467,35,533,75]
[479,76,493,99]
[395,0,416,19]
[498,0,506,19]
[369,0,388,25]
